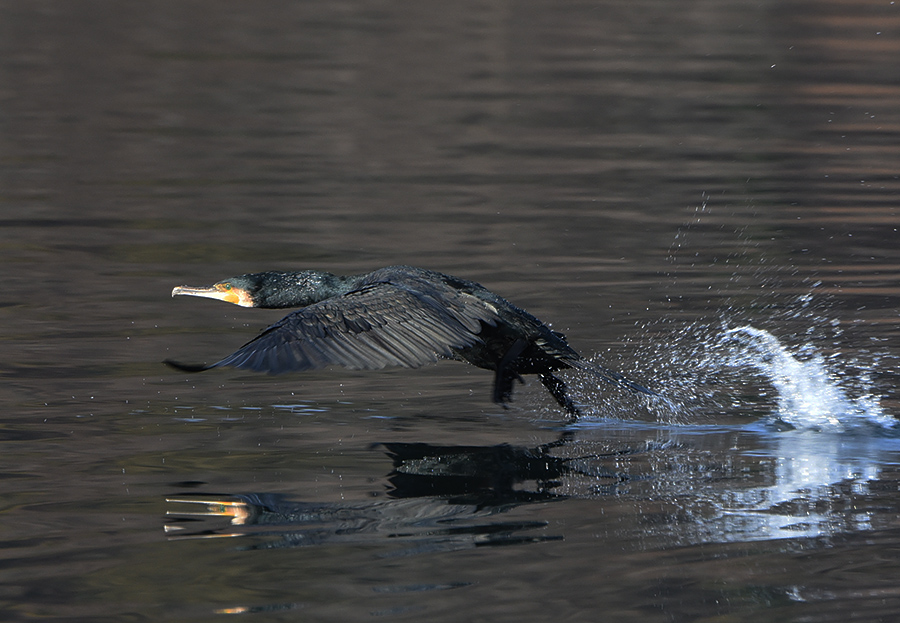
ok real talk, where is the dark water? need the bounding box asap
[3,1,900,621]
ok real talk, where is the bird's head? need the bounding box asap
[171,270,342,309]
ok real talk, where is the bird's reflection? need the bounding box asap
[165,418,897,556]
[383,436,576,505]
[164,433,632,552]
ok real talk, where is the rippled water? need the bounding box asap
[3,1,900,621]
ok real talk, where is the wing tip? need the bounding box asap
[576,360,660,397]
[164,358,213,373]
[622,378,660,397]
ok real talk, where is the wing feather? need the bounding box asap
[183,282,499,375]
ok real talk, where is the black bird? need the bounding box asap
[165,265,655,417]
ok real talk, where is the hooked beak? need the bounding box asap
[171,285,254,307]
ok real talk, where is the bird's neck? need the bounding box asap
[257,271,359,308]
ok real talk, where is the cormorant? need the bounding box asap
[165,265,655,416]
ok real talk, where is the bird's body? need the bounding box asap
[167,265,654,417]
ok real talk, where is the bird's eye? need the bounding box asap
[224,284,232,290]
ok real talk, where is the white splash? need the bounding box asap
[721,325,895,432]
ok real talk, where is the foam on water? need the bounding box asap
[720,325,895,432]
[573,322,899,544]
[579,319,895,431]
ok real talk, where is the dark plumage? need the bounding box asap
[166,265,655,417]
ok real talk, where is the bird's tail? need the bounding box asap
[571,359,659,397]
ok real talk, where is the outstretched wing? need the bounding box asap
[166,282,498,374]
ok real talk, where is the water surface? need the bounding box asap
[3,1,900,621]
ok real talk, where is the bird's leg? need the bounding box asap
[539,373,582,419]
[492,339,528,405]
